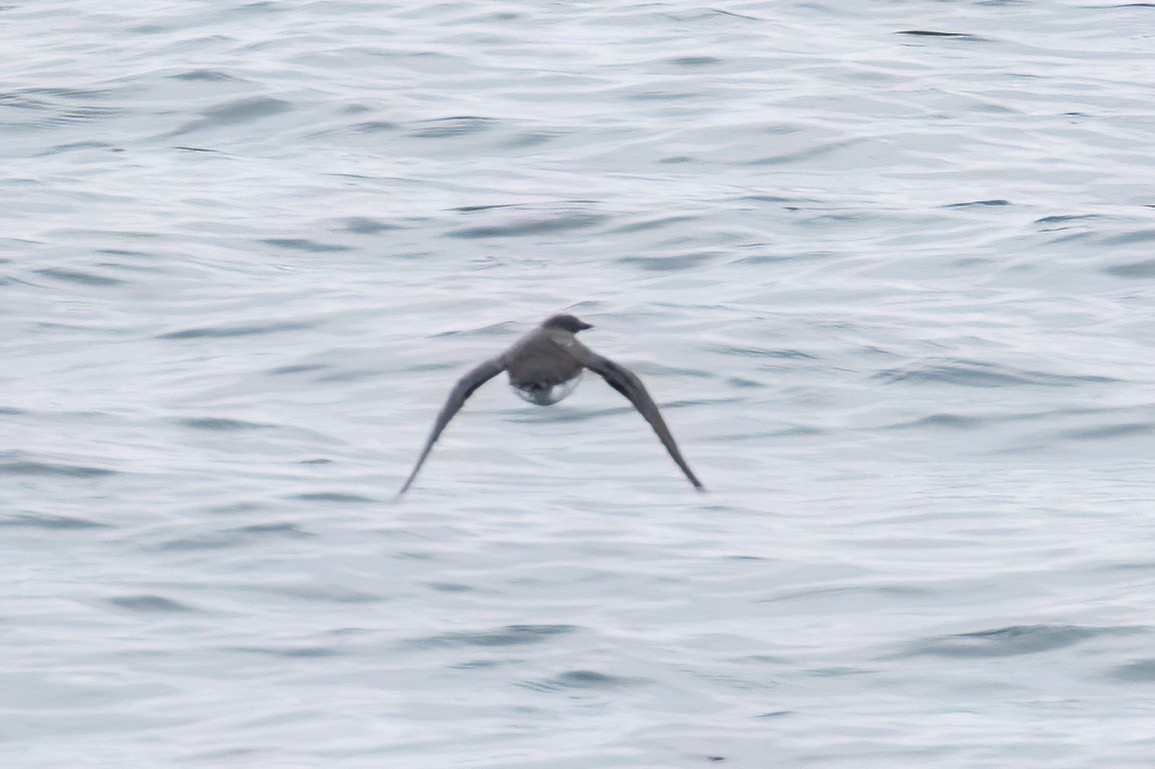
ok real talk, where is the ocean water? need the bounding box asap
[3,0,1155,766]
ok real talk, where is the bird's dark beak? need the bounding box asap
[579,321,593,330]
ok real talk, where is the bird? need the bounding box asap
[396,313,705,496]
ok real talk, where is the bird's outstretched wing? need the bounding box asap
[396,358,506,498]
[569,343,705,491]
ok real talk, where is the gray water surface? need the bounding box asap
[3,1,1155,766]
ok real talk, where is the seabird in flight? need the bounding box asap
[396,314,705,496]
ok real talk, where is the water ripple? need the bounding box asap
[875,360,1118,388]
[0,452,118,478]
[178,417,272,431]
[169,96,293,136]
[1105,259,1155,277]
[410,116,496,138]
[34,268,126,287]
[157,321,314,339]
[902,625,1135,658]
[0,513,110,529]
[107,595,195,613]
[261,238,353,253]
[448,212,605,239]
[413,624,577,649]
[1110,659,1155,682]
[519,670,642,692]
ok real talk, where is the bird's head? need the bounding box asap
[542,313,593,333]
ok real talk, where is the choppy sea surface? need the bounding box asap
[4,1,1155,766]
